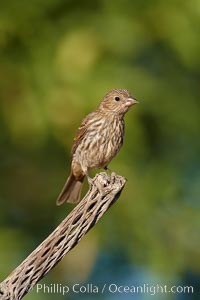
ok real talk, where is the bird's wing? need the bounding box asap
[71,111,98,156]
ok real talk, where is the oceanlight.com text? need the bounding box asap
[28,282,194,296]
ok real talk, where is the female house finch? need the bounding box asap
[56,88,138,205]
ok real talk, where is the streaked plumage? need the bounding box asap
[56,88,138,205]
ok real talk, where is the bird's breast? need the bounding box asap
[74,116,124,169]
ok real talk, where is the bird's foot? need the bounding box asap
[86,171,118,199]
[86,173,93,186]
[93,172,114,199]
[104,167,120,181]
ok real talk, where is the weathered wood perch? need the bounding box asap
[0,172,126,300]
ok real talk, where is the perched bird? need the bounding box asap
[56,88,138,205]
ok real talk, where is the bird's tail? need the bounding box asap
[56,172,84,205]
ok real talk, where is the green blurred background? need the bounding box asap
[0,0,200,299]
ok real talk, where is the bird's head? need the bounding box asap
[98,88,139,116]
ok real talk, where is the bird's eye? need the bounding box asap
[114,96,120,101]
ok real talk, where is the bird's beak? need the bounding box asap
[126,97,139,107]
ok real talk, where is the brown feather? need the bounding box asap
[56,88,138,206]
[56,172,84,205]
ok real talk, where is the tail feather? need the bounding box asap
[56,172,84,205]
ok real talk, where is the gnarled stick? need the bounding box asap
[0,172,126,300]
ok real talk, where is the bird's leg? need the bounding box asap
[81,164,93,186]
[104,166,113,177]
[84,171,104,198]
[104,166,112,176]
[85,171,93,186]
[84,167,110,198]
[84,170,109,198]
[104,166,118,182]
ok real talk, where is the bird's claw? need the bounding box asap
[86,175,93,186]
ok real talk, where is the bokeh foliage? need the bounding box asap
[0,0,200,299]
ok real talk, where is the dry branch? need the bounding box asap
[0,172,126,300]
